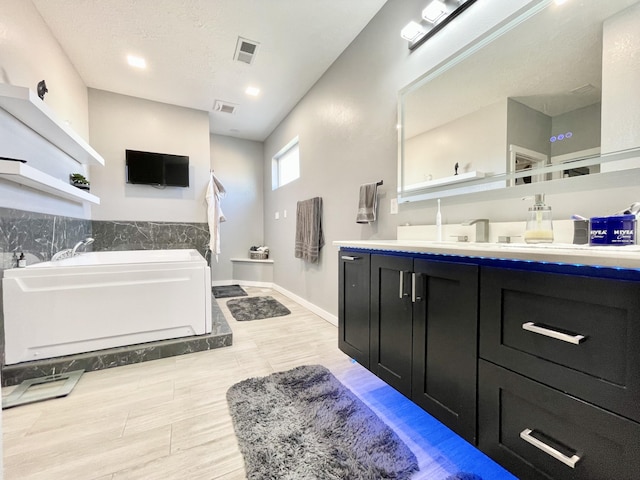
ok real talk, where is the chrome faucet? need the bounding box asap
[462,219,489,243]
[71,237,94,256]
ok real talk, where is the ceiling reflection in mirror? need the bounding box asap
[398,0,640,202]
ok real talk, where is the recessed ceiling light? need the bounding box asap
[245,86,260,96]
[127,55,146,69]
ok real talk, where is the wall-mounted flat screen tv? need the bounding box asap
[125,149,190,187]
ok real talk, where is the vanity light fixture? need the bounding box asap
[402,0,477,51]
[401,21,426,42]
[422,0,447,24]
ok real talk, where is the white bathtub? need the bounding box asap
[2,249,212,365]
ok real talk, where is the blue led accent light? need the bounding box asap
[550,136,557,142]
[339,247,640,281]
[566,131,573,138]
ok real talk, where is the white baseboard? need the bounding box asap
[211,279,338,327]
[272,284,338,327]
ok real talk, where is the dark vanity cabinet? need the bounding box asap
[339,247,640,479]
[338,252,371,368]
[369,253,479,443]
[478,267,640,480]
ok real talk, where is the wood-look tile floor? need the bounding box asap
[2,287,516,480]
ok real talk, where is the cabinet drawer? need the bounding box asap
[478,360,640,480]
[480,267,640,422]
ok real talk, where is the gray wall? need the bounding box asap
[263,0,640,317]
[210,134,264,282]
[88,89,211,223]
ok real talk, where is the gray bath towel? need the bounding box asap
[295,197,324,263]
[356,182,378,223]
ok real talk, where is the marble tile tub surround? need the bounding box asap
[0,206,92,269]
[92,220,210,259]
[2,295,233,387]
[0,208,213,377]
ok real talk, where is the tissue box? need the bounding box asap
[590,215,636,245]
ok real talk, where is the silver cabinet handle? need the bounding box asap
[399,271,404,299]
[520,428,581,469]
[411,273,422,303]
[522,322,586,345]
[341,255,360,261]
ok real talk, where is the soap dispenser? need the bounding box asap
[524,194,553,244]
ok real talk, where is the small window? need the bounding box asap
[272,137,300,189]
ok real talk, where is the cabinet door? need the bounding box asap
[370,254,413,396]
[338,251,371,368]
[412,259,479,444]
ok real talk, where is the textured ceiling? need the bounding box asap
[32,0,388,141]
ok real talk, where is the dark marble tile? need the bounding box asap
[91,220,210,258]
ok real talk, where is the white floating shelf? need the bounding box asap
[0,83,105,166]
[404,171,486,191]
[0,160,100,204]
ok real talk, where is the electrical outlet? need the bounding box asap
[275,211,280,220]
[390,198,398,215]
[283,209,287,218]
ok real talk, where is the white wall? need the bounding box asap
[210,134,264,282]
[0,0,92,218]
[601,2,640,172]
[88,89,210,222]
[404,100,508,186]
[263,0,640,317]
[0,0,89,140]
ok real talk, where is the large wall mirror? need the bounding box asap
[398,0,640,203]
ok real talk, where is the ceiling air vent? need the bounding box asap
[234,37,260,65]
[213,100,237,114]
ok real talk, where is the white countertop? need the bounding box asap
[333,239,640,270]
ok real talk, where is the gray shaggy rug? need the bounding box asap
[226,364,419,480]
[226,295,291,321]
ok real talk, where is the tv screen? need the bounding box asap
[125,150,189,187]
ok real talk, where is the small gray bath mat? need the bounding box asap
[2,369,84,409]
[226,295,290,321]
[212,284,248,298]
[226,365,419,479]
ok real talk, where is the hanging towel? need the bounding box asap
[295,197,324,263]
[356,182,378,223]
[205,172,226,261]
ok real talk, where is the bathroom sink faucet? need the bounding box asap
[462,219,489,243]
[71,237,94,256]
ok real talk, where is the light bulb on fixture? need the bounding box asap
[422,0,448,24]
[400,21,426,42]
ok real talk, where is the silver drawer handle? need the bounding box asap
[522,322,586,345]
[341,255,360,261]
[520,428,581,469]
[399,271,404,299]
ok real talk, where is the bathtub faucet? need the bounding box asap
[72,237,94,256]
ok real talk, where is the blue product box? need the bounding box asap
[590,215,636,245]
